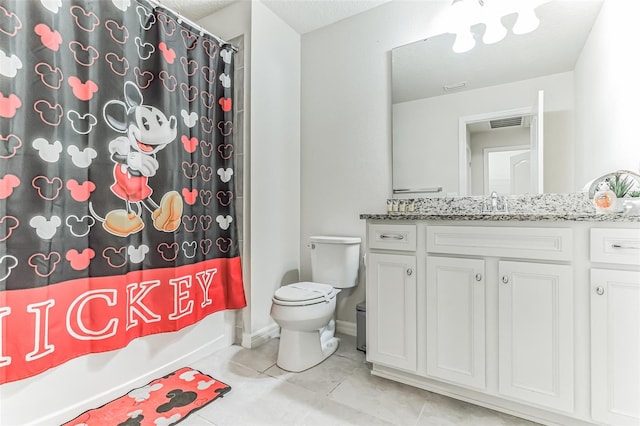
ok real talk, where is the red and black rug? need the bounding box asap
[63,367,230,426]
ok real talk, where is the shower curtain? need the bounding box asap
[0,0,245,384]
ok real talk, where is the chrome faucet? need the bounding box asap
[483,191,508,213]
[490,191,498,211]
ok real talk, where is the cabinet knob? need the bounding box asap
[475,273,482,282]
[406,268,413,276]
[596,286,605,296]
[501,276,509,284]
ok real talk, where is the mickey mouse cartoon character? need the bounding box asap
[96,81,183,237]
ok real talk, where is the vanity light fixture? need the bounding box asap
[482,16,507,44]
[513,7,540,34]
[452,30,476,53]
[448,0,544,52]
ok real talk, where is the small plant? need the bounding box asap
[629,191,640,198]
[607,172,634,198]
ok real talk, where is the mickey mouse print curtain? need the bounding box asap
[0,0,245,384]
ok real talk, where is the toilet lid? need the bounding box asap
[273,282,335,304]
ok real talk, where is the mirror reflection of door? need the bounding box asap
[463,90,544,195]
[467,115,533,195]
[482,148,531,195]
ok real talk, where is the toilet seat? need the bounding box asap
[273,282,336,306]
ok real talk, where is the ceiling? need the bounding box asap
[158,0,393,34]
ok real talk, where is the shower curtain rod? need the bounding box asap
[146,0,239,52]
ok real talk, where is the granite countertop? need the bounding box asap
[360,193,640,223]
[359,212,640,222]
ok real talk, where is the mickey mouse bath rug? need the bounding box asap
[62,367,230,426]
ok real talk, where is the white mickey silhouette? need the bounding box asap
[218,73,231,88]
[0,49,22,78]
[127,383,163,402]
[125,410,143,420]
[67,145,98,168]
[217,167,233,183]
[32,138,62,163]
[155,414,181,426]
[197,379,216,390]
[220,49,232,64]
[127,244,149,264]
[29,215,62,240]
[112,0,130,12]
[40,0,62,13]
[179,369,198,382]
[181,109,197,128]
[215,215,233,230]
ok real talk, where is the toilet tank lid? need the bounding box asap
[309,236,361,244]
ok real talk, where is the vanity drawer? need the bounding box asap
[367,224,417,251]
[590,228,640,265]
[427,226,573,261]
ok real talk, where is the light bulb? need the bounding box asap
[453,29,476,53]
[513,8,540,35]
[483,20,507,44]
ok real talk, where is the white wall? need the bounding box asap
[200,1,301,344]
[393,72,575,195]
[301,1,451,323]
[574,0,640,187]
[247,1,301,338]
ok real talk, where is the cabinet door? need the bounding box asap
[591,269,640,425]
[426,256,485,389]
[498,261,573,412]
[366,253,417,372]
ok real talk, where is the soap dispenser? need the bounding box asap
[593,181,616,212]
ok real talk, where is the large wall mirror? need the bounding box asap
[391,0,603,196]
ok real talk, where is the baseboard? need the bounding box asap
[336,320,356,337]
[241,323,280,348]
[34,334,230,426]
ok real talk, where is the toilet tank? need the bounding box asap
[309,236,361,289]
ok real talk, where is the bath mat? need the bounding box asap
[62,367,230,426]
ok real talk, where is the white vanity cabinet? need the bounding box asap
[363,220,606,425]
[590,228,640,425]
[425,225,574,412]
[426,256,486,389]
[498,260,574,412]
[365,224,418,372]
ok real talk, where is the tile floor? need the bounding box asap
[180,334,539,426]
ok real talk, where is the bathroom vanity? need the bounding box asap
[361,194,640,426]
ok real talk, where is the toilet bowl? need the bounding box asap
[271,282,339,372]
[270,236,361,372]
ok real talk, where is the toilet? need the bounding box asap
[270,236,361,372]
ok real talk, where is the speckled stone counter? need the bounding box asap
[360,193,640,223]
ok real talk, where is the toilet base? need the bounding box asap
[277,320,339,372]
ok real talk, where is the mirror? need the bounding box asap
[391,0,604,196]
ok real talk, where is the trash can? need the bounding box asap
[356,301,366,352]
